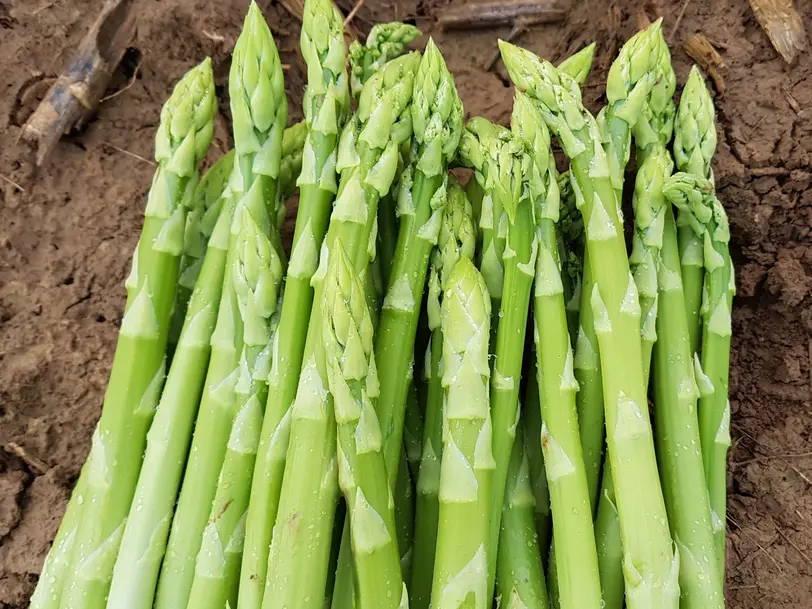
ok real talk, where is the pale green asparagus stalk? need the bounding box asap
[156,7,286,607]
[107,190,236,609]
[237,2,350,606]
[496,427,550,609]
[655,174,725,609]
[54,58,215,609]
[411,178,476,609]
[515,91,603,609]
[557,43,596,86]
[186,196,285,609]
[263,52,420,609]
[501,41,680,609]
[168,150,235,353]
[325,240,406,609]
[673,67,717,353]
[663,169,733,580]
[520,363,551,556]
[430,257,494,609]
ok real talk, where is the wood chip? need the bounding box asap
[438,1,566,30]
[683,33,728,93]
[749,0,808,64]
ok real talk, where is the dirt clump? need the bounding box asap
[0,0,810,607]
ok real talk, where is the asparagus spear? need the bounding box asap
[187,197,285,609]
[55,58,215,609]
[663,169,733,580]
[107,188,237,609]
[654,175,725,609]
[349,22,422,97]
[156,7,286,606]
[430,257,494,609]
[496,427,550,609]
[520,362,551,556]
[515,91,603,609]
[411,178,475,609]
[168,150,236,354]
[279,120,308,199]
[264,52,420,609]
[556,43,596,86]
[673,68,717,353]
[237,2,350,606]
[501,41,680,609]
[325,240,406,609]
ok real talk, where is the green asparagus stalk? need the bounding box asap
[155,7,286,607]
[411,178,475,609]
[663,169,733,579]
[325,240,406,609]
[654,178,725,609]
[29,463,89,609]
[673,68,717,353]
[520,362,551,556]
[430,257,494,609]
[349,22,422,97]
[501,41,680,609]
[280,120,308,199]
[264,51,420,609]
[403,383,424,479]
[594,467,623,609]
[237,2,350,606]
[557,43,596,86]
[55,58,215,609]
[107,189,236,609]
[515,91,603,609]
[168,150,235,353]
[496,427,550,609]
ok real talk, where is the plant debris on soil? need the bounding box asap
[0,0,810,607]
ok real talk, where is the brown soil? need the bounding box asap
[0,0,810,606]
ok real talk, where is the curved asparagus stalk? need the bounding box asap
[107,190,236,609]
[264,52,420,609]
[187,196,285,609]
[557,43,596,86]
[497,426,550,609]
[501,41,680,609]
[411,178,475,609]
[349,21,422,97]
[515,92,603,609]
[430,257,493,609]
[654,174,725,609]
[156,7,286,607]
[169,150,236,353]
[325,240,406,609]
[458,118,527,602]
[663,170,733,580]
[237,2,349,606]
[54,58,215,609]
[673,67,717,353]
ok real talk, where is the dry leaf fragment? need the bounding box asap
[749,0,808,64]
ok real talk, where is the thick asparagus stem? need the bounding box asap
[55,59,215,609]
[497,427,550,609]
[430,257,494,609]
[107,189,235,609]
[237,2,349,606]
[654,192,725,609]
[556,43,596,86]
[263,52,420,609]
[279,120,308,199]
[324,240,406,609]
[501,41,679,609]
[663,170,733,580]
[156,7,286,607]
[349,22,422,97]
[410,179,475,609]
[673,70,717,354]
[515,92,602,609]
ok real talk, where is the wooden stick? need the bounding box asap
[20,0,136,167]
[438,1,566,30]
[683,33,728,93]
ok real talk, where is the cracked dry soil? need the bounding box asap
[0,0,810,607]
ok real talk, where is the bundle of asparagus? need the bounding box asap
[31,4,734,609]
